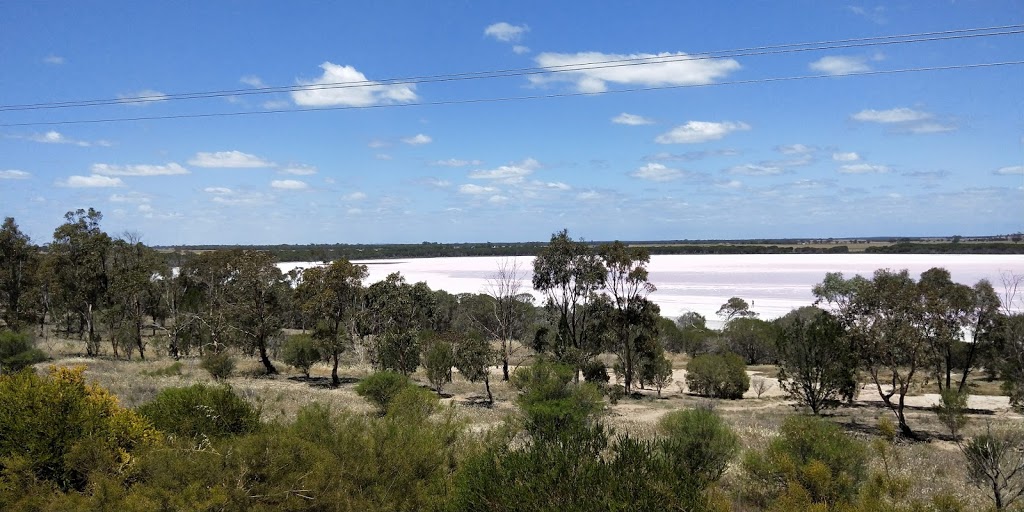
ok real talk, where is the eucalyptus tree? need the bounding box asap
[177,250,238,353]
[919,268,1001,394]
[716,296,757,323]
[296,259,368,386]
[814,269,929,436]
[532,229,605,374]
[0,217,37,330]
[49,208,111,354]
[225,250,289,374]
[483,259,533,381]
[775,306,857,414]
[597,241,657,394]
[105,233,167,360]
[362,272,435,375]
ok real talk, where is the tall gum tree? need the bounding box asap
[0,217,37,331]
[49,209,111,354]
[532,229,605,376]
[597,241,656,394]
[296,259,367,386]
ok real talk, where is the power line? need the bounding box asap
[1,24,1022,113]
[3,60,1020,128]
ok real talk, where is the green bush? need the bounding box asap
[281,334,322,377]
[742,415,868,509]
[658,407,739,487]
[137,383,260,439]
[581,359,610,384]
[422,338,454,393]
[355,371,410,413]
[200,351,235,381]
[0,331,46,373]
[0,366,159,494]
[686,352,749,399]
[512,361,604,440]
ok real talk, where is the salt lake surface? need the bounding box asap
[278,254,1023,328]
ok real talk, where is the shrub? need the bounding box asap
[355,371,410,413]
[658,407,739,487]
[281,334,322,377]
[686,352,749,399]
[512,361,604,440]
[962,424,1024,511]
[742,415,868,509]
[0,330,46,373]
[137,383,260,439]
[582,359,610,384]
[422,338,454,393]
[200,350,235,381]
[935,388,969,440]
[0,366,159,492]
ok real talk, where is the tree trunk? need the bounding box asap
[502,344,510,382]
[331,351,340,387]
[485,374,493,405]
[258,341,277,374]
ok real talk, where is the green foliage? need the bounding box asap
[374,331,421,375]
[686,352,749,399]
[137,383,260,439]
[0,366,159,495]
[512,360,604,440]
[200,350,235,381]
[658,407,739,487]
[962,424,1024,511]
[141,361,182,377]
[581,359,610,384]
[743,415,868,510]
[422,336,454,393]
[0,331,45,373]
[451,403,736,511]
[721,316,777,364]
[281,333,322,377]
[934,389,969,439]
[355,371,410,413]
[776,307,858,414]
[640,349,674,397]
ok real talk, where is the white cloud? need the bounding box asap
[430,158,483,167]
[367,139,389,148]
[726,164,783,176]
[204,187,234,195]
[543,181,571,190]
[343,192,367,201]
[27,130,98,147]
[832,152,861,162]
[488,195,510,204]
[425,178,452,188]
[809,56,870,75]
[995,165,1024,175]
[291,62,417,107]
[117,89,169,106]
[512,45,530,55]
[240,75,265,88]
[347,208,363,215]
[717,179,743,189]
[91,162,189,176]
[612,113,654,126]
[0,170,31,179]
[905,122,956,134]
[631,163,682,181]
[533,51,740,93]
[280,164,317,175]
[852,108,931,123]
[777,143,814,155]
[577,191,602,200]
[211,191,273,206]
[109,193,151,203]
[484,22,529,42]
[468,158,540,184]
[60,175,124,188]
[401,133,432,145]
[189,150,275,168]
[459,184,499,195]
[137,204,153,213]
[375,153,393,160]
[655,121,750,144]
[271,179,308,190]
[43,55,64,65]
[839,163,890,174]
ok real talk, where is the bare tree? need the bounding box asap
[483,258,531,381]
[962,423,1024,510]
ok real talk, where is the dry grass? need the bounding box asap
[26,335,1023,510]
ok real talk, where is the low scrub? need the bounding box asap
[355,371,410,413]
[137,383,261,439]
[0,330,46,373]
[200,351,235,381]
[686,352,749,399]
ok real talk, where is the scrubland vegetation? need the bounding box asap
[1,210,1024,510]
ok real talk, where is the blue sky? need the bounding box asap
[1,1,1022,245]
